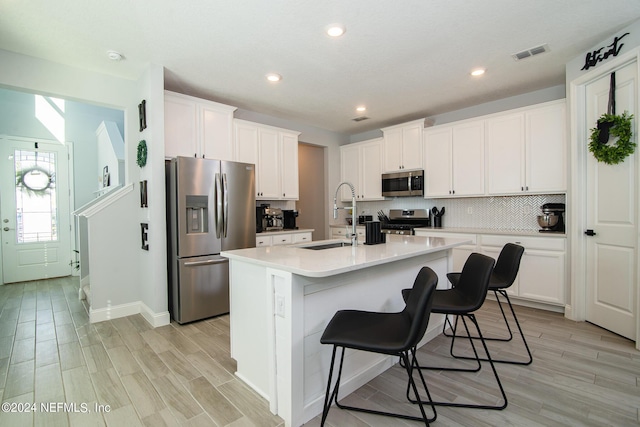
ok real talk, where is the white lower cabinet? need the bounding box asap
[256,231,312,247]
[413,230,566,306]
[330,225,365,241]
[480,235,566,305]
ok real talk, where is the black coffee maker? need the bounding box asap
[283,210,298,229]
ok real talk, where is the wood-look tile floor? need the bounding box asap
[0,277,638,426]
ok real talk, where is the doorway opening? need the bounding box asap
[297,143,326,240]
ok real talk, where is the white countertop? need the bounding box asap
[413,226,566,237]
[257,228,314,236]
[221,235,470,278]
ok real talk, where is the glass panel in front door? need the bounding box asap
[13,148,58,244]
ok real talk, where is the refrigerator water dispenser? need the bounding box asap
[186,195,208,233]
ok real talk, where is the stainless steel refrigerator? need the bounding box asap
[167,156,255,324]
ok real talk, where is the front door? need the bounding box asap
[0,136,72,284]
[585,60,637,340]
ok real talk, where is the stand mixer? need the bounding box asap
[537,203,565,233]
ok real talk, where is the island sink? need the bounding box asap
[299,241,352,250]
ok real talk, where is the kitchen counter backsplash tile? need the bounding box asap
[352,194,566,232]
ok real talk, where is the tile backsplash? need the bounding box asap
[345,194,566,232]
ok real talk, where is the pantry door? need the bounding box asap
[0,136,72,284]
[584,60,637,340]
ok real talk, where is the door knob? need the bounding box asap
[584,229,597,236]
[3,227,9,232]
[3,219,8,223]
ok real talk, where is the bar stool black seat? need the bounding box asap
[320,267,439,426]
[444,243,531,365]
[401,252,508,410]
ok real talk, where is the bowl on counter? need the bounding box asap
[537,214,559,229]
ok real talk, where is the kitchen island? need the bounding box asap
[221,235,470,427]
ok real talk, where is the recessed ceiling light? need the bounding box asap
[265,73,282,82]
[326,24,346,37]
[107,50,123,61]
[471,68,485,77]
[356,106,366,112]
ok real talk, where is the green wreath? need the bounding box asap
[588,112,635,165]
[136,140,147,167]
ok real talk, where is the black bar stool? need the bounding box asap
[402,253,508,410]
[320,267,439,426]
[444,243,531,365]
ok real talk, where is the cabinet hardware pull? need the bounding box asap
[585,229,597,236]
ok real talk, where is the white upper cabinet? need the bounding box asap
[382,119,424,172]
[424,119,485,197]
[164,91,237,160]
[486,100,566,195]
[340,138,384,201]
[233,119,300,200]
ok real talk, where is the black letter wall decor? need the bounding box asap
[138,100,147,131]
[582,32,629,71]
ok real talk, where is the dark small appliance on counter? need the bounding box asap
[283,210,299,229]
[256,204,284,232]
[538,203,565,233]
[364,221,386,245]
[358,215,373,224]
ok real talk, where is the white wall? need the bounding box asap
[0,49,167,322]
[0,87,125,209]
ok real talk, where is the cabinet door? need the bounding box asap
[361,140,384,200]
[165,95,198,158]
[486,113,525,194]
[518,249,565,304]
[525,102,566,192]
[340,144,361,201]
[257,128,280,199]
[234,122,258,165]
[424,127,453,197]
[200,104,234,161]
[280,132,299,199]
[383,128,403,172]
[452,121,485,196]
[401,124,423,170]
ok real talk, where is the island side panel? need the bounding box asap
[228,260,272,401]
[297,251,450,424]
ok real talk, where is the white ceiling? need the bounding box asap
[2,1,640,135]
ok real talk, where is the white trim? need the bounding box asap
[568,46,640,348]
[89,300,170,327]
[140,302,170,328]
[79,183,134,217]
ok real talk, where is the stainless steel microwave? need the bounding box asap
[382,170,424,197]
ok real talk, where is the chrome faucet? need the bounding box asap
[333,181,357,246]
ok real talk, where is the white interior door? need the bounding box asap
[0,136,72,284]
[585,61,637,340]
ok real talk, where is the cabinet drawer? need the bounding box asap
[480,234,565,251]
[256,236,272,247]
[293,232,312,243]
[272,234,293,245]
[414,230,477,244]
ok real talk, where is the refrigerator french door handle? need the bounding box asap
[215,172,223,238]
[222,173,229,237]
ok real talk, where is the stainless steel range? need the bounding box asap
[380,209,431,235]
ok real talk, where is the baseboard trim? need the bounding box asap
[140,302,170,327]
[90,301,170,327]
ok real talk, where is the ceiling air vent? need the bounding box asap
[512,43,550,61]
[352,116,369,122]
